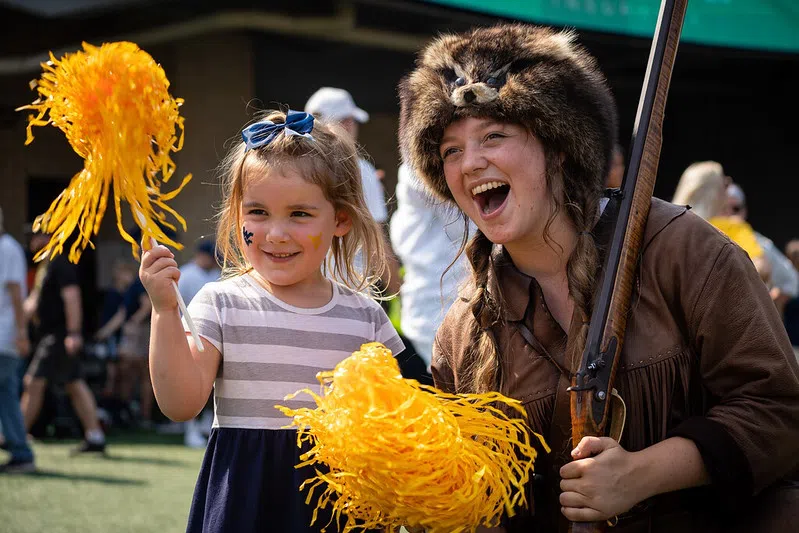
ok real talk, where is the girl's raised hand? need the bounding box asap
[140,243,181,312]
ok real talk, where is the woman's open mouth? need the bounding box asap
[471,180,510,217]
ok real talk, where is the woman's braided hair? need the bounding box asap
[456,150,601,393]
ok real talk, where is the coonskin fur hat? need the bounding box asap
[399,24,618,203]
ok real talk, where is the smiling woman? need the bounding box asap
[438,120,562,256]
[399,22,799,532]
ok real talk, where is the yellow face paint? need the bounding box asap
[309,233,322,250]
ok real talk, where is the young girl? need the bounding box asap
[399,24,799,532]
[140,110,404,533]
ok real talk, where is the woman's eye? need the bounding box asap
[441,147,459,159]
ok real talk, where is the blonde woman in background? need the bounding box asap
[672,161,728,221]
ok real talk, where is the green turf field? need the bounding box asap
[0,432,204,533]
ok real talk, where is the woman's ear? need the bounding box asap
[333,210,353,237]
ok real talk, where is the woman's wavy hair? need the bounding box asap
[215,109,387,293]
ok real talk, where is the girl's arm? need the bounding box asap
[141,244,220,421]
[149,308,220,421]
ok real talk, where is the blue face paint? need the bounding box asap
[243,226,254,246]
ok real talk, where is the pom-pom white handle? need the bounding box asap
[135,211,204,352]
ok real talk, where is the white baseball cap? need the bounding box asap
[304,87,369,123]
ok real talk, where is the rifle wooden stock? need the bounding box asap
[566,0,688,531]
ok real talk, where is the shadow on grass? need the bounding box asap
[37,429,196,448]
[101,454,189,467]
[27,469,147,486]
[106,430,187,446]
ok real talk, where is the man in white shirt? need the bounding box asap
[390,164,473,370]
[0,208,35,472]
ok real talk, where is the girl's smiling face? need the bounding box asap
[241,164,351,294]
[440,117,555,248]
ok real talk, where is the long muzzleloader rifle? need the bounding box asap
[565,0,689,531]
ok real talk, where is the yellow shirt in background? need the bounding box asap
[709,217,764,259]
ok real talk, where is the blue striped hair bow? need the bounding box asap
[242,110,315,151]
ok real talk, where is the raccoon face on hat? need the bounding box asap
[399,24,618,204]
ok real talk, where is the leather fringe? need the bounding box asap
[615,348,694,451]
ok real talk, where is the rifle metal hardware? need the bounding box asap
[568,336,619,422]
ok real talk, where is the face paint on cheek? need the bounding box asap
[242,226,254,246]
[309,233,322,250]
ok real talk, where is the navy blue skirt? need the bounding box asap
[187,428,336,533]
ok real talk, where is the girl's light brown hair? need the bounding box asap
[215,110,387,293]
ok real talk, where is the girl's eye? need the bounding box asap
[248,208,267,216]
[485,132,505,142]
[291,211,311,218]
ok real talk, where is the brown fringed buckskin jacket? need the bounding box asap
[433,199,799,532]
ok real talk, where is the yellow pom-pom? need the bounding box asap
[276,343,549,533]
[17,41,191,263]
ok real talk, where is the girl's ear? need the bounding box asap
[333,210,353,237]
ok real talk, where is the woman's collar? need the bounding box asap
[488,247,535,323]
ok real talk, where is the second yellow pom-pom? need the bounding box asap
[277,343,549,533]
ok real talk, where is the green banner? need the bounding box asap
[427,0,799,53]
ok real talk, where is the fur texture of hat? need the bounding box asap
[399,24,618,203]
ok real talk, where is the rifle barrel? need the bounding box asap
[566,0,688,530]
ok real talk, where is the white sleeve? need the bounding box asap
[177,263,192,303]
[759,236,799,298]
[10,245,27,298]
[358,159,388,223]
[390,166,436,261]
[1,240,27,296]
[0,243,9,286]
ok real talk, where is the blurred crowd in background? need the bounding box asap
[0,1,797,478]
[3,85,799,469]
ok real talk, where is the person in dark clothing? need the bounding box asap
[95,271,153,427]
[20,233,106,454]
[94,261,137,402]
